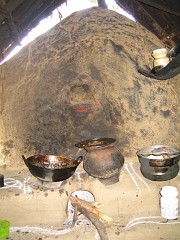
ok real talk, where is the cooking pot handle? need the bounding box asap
[22,155,29,167]
[75,156,83,165]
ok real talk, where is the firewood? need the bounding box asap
[70,195,113,240]
[70,196,113,223]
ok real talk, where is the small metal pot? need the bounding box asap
[136,145,180,181]
[22,155,82,182]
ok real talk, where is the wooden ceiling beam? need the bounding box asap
[116,0,178,47]
[136,0,180,17]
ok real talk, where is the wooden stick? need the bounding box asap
[70,196,113,223]
[70,196,113,240]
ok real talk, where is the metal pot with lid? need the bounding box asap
[136,145,180,181]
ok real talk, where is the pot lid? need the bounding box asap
[136,145,180,158]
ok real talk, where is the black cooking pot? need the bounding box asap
[22,154,82,182]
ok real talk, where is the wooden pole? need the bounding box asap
[70,196,113,240]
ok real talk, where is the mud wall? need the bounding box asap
[0,7,179,166]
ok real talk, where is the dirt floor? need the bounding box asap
[0,158,180,240]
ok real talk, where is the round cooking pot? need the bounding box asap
[136,145,180,181]
[75,138,124,185]
[22,155,82,182]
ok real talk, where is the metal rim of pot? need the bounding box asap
[75,137,116,149]
[22,154,83,169]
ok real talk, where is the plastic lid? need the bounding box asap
[160,186,178,197]
[152,48,168,56]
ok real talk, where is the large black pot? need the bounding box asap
[22,155,82,182]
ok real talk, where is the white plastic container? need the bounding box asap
[152,48,170,72]
[160,186,179,219]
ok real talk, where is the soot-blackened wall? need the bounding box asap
[0,7,179,166]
